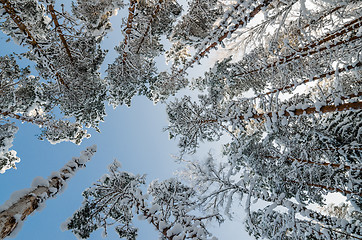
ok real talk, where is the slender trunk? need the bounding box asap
[233,17,362,78]
[199,97,362,124]
[0,146,96,239]
[122,0,137,63]
[0,0,42,50]
[48,5,74,62]
[286,180,362,197]
[135,0,164,54]
[178,0,274,75]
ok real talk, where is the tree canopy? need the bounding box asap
[0,0,361,239]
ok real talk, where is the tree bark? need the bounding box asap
[122,0,137,63]
[199,98,362,124]
[48,4,74,62]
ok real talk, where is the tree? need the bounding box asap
[0,0,105,172]
[0,145,96,238]
[64,160,221,240]
[179,155,361,239]
[1,0,361,238]
[106,0,184,106]
[165,0,361,239]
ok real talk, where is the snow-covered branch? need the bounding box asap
[0,145,97,239]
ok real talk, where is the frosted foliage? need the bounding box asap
[1,0,108,128]
[72,0,125,35]
[181,155,361,239]
[66,161,220,239]
[1,0,361,238]
[106,52,158,107]
[0,55,48,115]
[0,0,49,45]
[0,1,107,165]
[38,120,91,145]
[171,0,223,46]
[166,96,223,155]
[105,0,183,106]
[0,123,20,174]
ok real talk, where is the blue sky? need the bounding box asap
[0,1,252,239]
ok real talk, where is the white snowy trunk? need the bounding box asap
[0,145,96,239]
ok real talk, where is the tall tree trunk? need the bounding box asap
[122,0,137,62]
[199,98,362,124]
[48,4,74,62]
[178,0,274,75]
[0,146,96,239]
[233,17,362,78]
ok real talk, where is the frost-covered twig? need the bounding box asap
[264,155,359,171]
[243,61,361,103]
[286,179,362,197]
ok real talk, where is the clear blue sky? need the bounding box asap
[0,1,252,239]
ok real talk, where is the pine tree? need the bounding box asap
[106,0,183,106]
[0,145,96,238]
[179,155,361,239]
[0,1,107,173]
[64,160,221,240]
[165,0,362,238]
[1,0,362,238]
